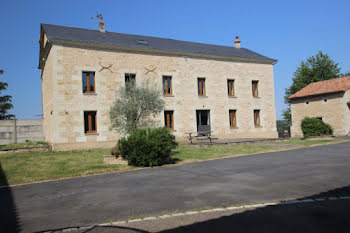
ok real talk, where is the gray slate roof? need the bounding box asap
[41,24,276,63]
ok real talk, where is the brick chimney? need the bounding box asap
[234,36,241,48]
[99,17,105,33]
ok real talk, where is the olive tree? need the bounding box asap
[109,83,165,135]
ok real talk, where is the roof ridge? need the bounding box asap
[289,76,350,99]
[41,23,245,51]
[40,23,276,65]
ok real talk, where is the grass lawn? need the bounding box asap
[171,144,282,162]
[0,138,347,186]
[0,141,48,150]
[0,149,132,186]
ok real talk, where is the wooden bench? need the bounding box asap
[186,131,218,144]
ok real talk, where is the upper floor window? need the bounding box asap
[229,110,237,128]
[252,80,259,97]
[125,73,136,86]
[254,110,261,127]
[228,79,235,96]
[163,76,172,95]
[84,111,97,133]
[164,111,174,130]
[198,78,206,96]
[82,72,95,93]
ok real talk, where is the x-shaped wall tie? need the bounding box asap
[99,62,113,73]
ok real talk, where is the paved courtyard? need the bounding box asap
[1,141,350,232]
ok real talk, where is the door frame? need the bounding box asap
[196,110,211,136]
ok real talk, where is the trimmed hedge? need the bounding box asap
[301,117,333,137]
[118,127,178,167]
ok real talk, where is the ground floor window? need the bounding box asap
[164,111,174,130]
[229,110,237,128]
[254,110,261,127]
[84,111,97,133]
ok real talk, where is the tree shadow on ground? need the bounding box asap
[0,161,21,232]
[157,185,350,233]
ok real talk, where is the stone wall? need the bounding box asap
[0,120,44,145]
[290,90,350,137]
[41,44,278,150]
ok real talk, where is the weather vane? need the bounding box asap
[91,12,102,20]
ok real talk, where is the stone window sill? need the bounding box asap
[198,96,208,98]
[164,95,175,97]
[253,96,261,99]
[230,127,239,129]
[228,96,237,98]
[83,93,97,96]
[85,133,99,136]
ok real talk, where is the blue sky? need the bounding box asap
[1,0,349,119]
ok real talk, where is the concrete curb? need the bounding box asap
[42,196,350,233]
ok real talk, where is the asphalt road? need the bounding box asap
[1,141,350,233]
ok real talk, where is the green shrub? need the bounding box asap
[110,145,120,159]
[118,127,178,167]
[301,117,333,137]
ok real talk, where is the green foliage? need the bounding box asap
[281,108,291,123]
[276,120,290,134]
[301,117,333,137]
[110,145,120,159]
[282,51,341,121]
[118,127,178,167]
[0,70,14,120]
[109,83,165,135]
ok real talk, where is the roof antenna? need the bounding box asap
[91,12,105,32]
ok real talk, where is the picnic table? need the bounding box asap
[185,131,218,144]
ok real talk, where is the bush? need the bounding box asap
[118,127,178,167]
[301,117,333,137]
[110,145,120,159]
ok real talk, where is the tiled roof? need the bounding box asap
[41,24,276,63]
[289,76,350,99]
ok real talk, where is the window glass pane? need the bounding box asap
[83,73,87,93]
[233,111,236,126]
[198,78,205,95]
[91,112,96,131]
[167,78,171,94]
[163,77,166,94]
[228,80,234,96]
[84,112,89,132]
[254,110,260,126]
[125,74,136,87]
[198,79,200,95]
[169,112,173,128]
[252,81,258,97]
[89,73,94,92]
[202,80,205,95]
[164,111,173,129]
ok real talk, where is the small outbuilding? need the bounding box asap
[289,76,350,137]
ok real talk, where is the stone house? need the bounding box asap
[290,76,350,137]
[39,19,278,150]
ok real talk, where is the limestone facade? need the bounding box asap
[291,91,350,137]
[41,44,278,150]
